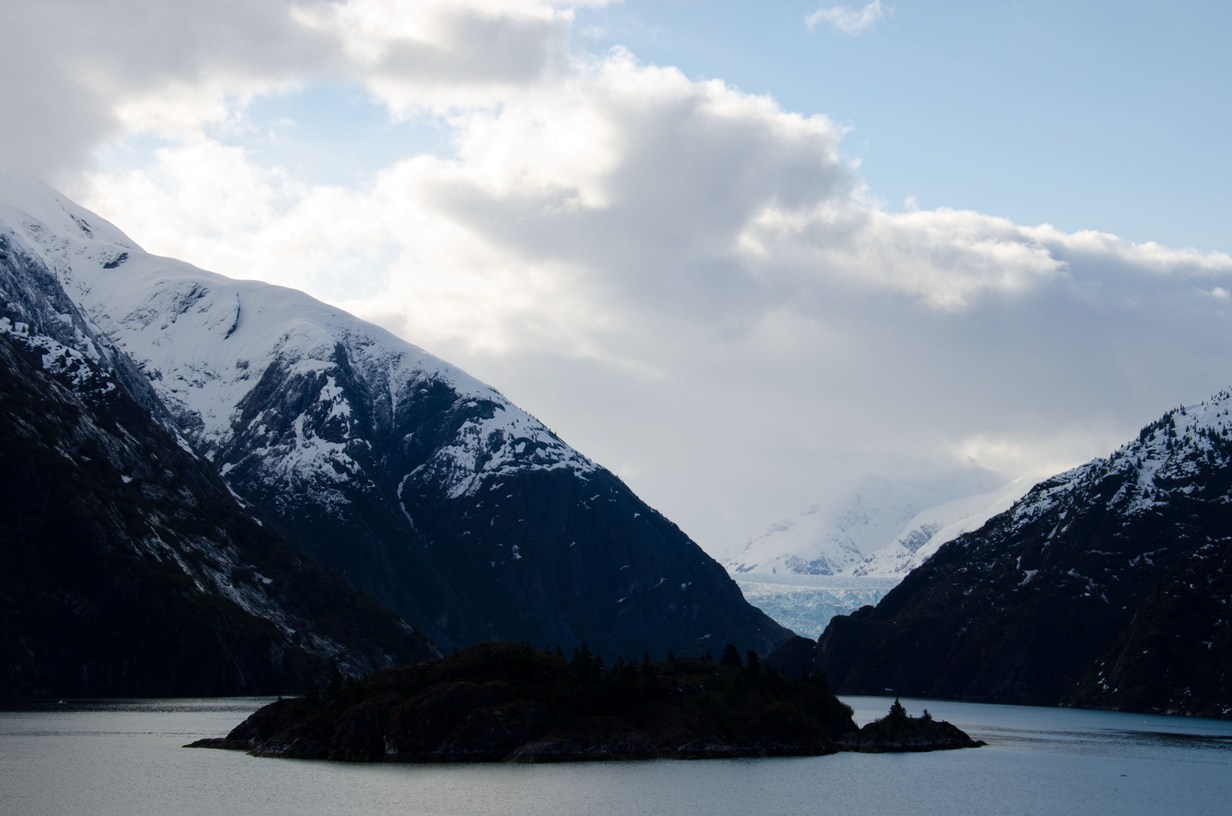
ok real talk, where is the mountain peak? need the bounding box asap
[1005,390,1232,532]
[726,466,1016,578]
[1,178,787,661]
[809,385,1232,718]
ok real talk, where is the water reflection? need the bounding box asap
[1112,730,1232,751]
[1,696,1230,816]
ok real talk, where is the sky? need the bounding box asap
[2,0,1231,555]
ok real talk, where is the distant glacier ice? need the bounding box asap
[730,573,899,638]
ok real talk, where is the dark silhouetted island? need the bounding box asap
[189,642,982,762]
[838,697,985,752]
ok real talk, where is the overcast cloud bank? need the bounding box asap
[4,0,1230,551]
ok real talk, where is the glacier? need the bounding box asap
[724,468,1035,635]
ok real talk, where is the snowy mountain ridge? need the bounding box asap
[0,175,597,511]
[1003,390,1232,535]
[1,213,438,694]
[848,475,1036,578]
[724,467,1034,636]
[1,174,787,658]
[0,232,285,634]
[808,387,1232,718]
[730,389,1232,629]
[726,467,1026,579]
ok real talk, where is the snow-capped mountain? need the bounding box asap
[724,469,1029,636]
[0,175,787,660]
[809,390,1232,719]
[726,479,897,577]
[847,476,1036,577]
[0,219,437,696]
[726,468,1014,577]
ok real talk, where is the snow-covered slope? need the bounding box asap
[0,213,438,695]
[725,467,1032,636]
[726,469,1011,577]
[848,476,1035,578]
[727,477,901,577]
[0,174,594,506]
[0,174,787,659]
[811,389,1232,718]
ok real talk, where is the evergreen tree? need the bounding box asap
[888,698,908,721]
[571,642,595,682]
[744,649,761,680]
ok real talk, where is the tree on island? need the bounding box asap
[887,698,908,722]
[189,642,984,762]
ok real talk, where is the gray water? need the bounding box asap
[3,695,1230,816]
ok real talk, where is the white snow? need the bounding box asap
[0,174,598,507]
[730,389,1232,636]
[726,468,1026,579]
[717,467,1040,634]
[850,475,1035,578]
[0,311,115,393]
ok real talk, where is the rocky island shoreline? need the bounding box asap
[188,642,983,762]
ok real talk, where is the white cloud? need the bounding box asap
[805,0,888,36]
[0,0,595,177]
[300,0,578,114]
[13,0,1232,551]
[0,0,342,175]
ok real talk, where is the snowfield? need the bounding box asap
[1,173,597,510]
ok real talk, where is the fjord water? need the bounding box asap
[3,697,1230,816]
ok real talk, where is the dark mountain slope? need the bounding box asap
[0,232,437,697]
[811,393,1232,718]
[1,177,788,661]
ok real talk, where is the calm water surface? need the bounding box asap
[2,695,1230,816]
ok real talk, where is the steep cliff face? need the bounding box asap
[1,176,788,662]
[0,231,437,696]
[812,393,1232,719]
[1066,531,1232,715]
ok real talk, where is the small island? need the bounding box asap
[189,642,982,762]
[838,698,985,752]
